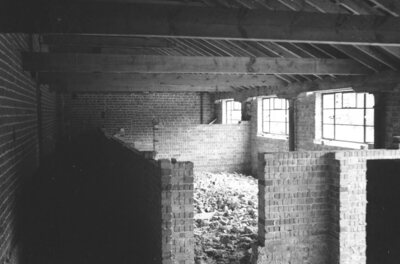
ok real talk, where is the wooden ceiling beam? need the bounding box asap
[42,35,172,48]
[50,83,236,93]
[216,69,400,101]
[39,72,286,89]
[23,52,370,75]
[4,3,400,46]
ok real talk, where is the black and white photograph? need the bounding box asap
[1,0,400,263]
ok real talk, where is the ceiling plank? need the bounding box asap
[23,53,371,75]
[4,4,400,46]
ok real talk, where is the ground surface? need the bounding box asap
[194,172,258,264]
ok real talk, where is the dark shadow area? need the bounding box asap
[367,159,400,264]
[16,132,147,264]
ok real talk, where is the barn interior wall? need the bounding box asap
[63,92,215,150]
[64,92,253,172]
[0,34,58,264]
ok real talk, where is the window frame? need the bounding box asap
[259,97,289,138]
[315,91,374,149]
[223,99,242,124]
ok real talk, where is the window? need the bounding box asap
[320,91,374,145]
[224,99,241,124]
[261,97,289,136]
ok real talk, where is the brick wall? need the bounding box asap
[154,123,251,173]
[0,34,39,264]
[256,149,400,264]
[379,92,400,148]
[40,85,57,157]
[249,94,350,174]
[160,160,194,264]
[105,135,194,264]
[257,151,336,264]
[65,92,215,150]
[333,150,400,264]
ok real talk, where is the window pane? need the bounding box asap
[357,93,365,108]
[232,111,241,123]
[270,122,286,134]
[335,125,364,142]
[366,93,375,108]
[286,121,289,135]
[335,109,364,125]
[274,98,284,109]
[227,101,232,111]
[322,124,334,139]
[335,93,342,108]
[366,127,374,143]
[366,109,374,126]
[263,111,270,122]
[233,101,242,110]
[263,99,270,110]
[270,110,286,122]
[322,109,335,124]
[342,92,356,108]
[323,94,334,109]
[263,122,270,133]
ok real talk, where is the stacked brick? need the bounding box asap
[160,160,194,264]
[382,93,400,148]
[40,85,58,157]
[257,151,335,264]
[106,135,195,264]
[155,123,251,173]
[104,135,163,263]
[64,92,214,150]
[0,34,40,264]
[257,149,400,264]
[333,150,400,264]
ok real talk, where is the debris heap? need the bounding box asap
[194,172,258,264]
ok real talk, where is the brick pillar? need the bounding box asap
[160,160,194,264]
[288,98,296,151]
[335,152,367,264]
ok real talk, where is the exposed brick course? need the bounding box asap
[155,123,251,173]
[64,92,214,150]
[40,85,57,157]
[0,34,43,264]
[106,135,194,264]
[257,151,335,264]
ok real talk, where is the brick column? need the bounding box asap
[160,160,194,264]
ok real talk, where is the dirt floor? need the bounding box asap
[194,172,258,264]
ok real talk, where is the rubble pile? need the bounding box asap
[194,172,258,264]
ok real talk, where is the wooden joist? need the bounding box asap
[2,3,400,46]
[39,72,285,92]
[23,53,370,75]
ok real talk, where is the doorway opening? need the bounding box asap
[367,160,400,264]
[194,172,258,264]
